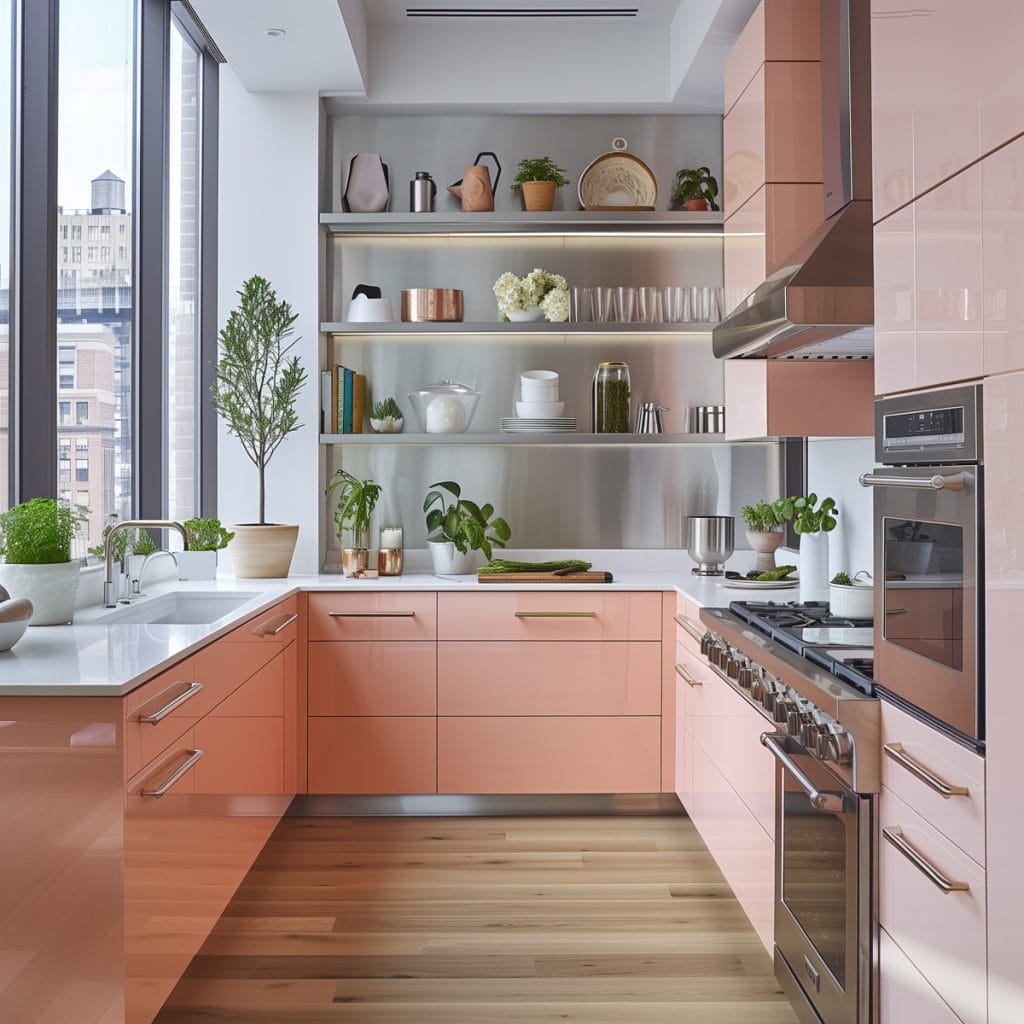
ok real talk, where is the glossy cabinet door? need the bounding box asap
[308,641,436,716]
[873,203,916,395]
[879,929,964,1024]
[980,0,1024,155]
[308,591,437,641]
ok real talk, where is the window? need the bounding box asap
[59,400,70,424]
[58,345,75,389]
[57,0,134,549]
[75,438,88,453]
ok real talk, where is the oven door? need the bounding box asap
[864,464,980,739]
[763,732,867,1024]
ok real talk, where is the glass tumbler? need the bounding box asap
[591,361,631,433]
[615,286,636,323]
[571,286,592,323]
[593,287,615,323]
[638,287,661,323]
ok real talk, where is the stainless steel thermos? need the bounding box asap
[410,171,436,213]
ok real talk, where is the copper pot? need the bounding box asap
[401,288,464,322]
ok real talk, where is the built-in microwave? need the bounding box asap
[859,384,983,746]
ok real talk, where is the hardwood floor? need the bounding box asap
[154,815,798,1022]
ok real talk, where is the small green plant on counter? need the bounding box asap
[183,518,235,552]
[831,571,853,586]
[423,480,511,560]
[671,166,720,210]
[371,397,402,421]
[326,469,381,545]
[772,494,839,534]
[741,500,783,533]
[0,498,86,564]
[511,156,569,190]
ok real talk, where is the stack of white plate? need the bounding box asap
[501,417,577,434]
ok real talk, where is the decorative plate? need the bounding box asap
[715,577,799,590]
[578,147,657,210]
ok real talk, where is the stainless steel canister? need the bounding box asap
[690,405,726,433]
[410,171,436,213]
[686,515,735,576]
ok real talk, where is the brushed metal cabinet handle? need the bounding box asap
[136,681,204,725]
[859,472,966,492]
[673,613,704,643]
[882,826,970,893]
[675,662,702,687]
[252,612,298,636]
[141,748,204,798]
[328,610,416,618]
[883,742,969,798]
[885,608,909,616]
[514,611,597,619]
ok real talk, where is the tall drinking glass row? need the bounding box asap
[570,286,724,324]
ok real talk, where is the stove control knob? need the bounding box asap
[761,681,782,712]
[786,706,813,735]
[801,721,822,749]
[737,665,754,690]
[726,655,744,680]
[750,676,767,703]
[704,641,721,666]
[773,696,796,723]
[700,632,716,657]
[818,726,853,765]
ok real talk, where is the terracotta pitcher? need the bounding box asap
[448,151,501,212]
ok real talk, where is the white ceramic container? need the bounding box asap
[175,550,218,581]
[427,540,484,576]
[0,561,81,625]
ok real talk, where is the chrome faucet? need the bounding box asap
[131,549,178,598]
[103,520,188,607]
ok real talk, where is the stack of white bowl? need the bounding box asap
[516,370,564,418]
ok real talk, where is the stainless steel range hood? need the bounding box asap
[714,0,873,361]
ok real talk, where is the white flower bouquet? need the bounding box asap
[493,268,569,323]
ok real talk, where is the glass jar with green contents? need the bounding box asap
[591,361,631,433]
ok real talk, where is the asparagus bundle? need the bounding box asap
[478,558,593,575]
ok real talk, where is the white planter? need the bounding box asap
[427,540,484,576]
[798,531,830,603]
[0,561,81,625]
[745,529,784,573]
[829,581,874,619]
[507,307,544,322]
[175,550,218,581]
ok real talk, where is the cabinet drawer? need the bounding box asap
[224,595,300,648]
[308,592,437,641]
[438,591,661,641]
[673,607,705,655]
[307,717,436,794]
[880,699,984,864]
[194,717,285,796]
[879,928,964,1024]
[437,642,661,716]
[437,717,660,794]
[879,787,986,1024]
[309,642,436,716]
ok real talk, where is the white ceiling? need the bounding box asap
[189,0,758,112]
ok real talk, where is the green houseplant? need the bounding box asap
[671,166,720,211]
[0,498,87,625]
[370,396,404,434]
[741,500,785,573]
[212,275,307,578]
[175,518,236,581]
[511,156,569,212]
[772,493,839,602]
[326,470,382,577]
[423,480,511,575]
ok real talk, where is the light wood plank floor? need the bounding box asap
[155,815,798,1023]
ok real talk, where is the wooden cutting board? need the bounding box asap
[477,571,614,584]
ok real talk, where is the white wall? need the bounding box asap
[806,436,876,580]
[217,69,321,574]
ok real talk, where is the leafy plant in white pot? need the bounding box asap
[0,498,86,625]
[176,518,235,581]
[423,480,511,576]
[773,493,839,603]
[741,500,784,573]
[213,276,307,578]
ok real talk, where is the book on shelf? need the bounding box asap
[327,366,367,434]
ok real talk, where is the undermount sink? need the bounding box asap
[94,591,261,626]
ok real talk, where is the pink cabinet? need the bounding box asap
[879,929,964,1024]
[873,203,916,395]
[979,0,1024,155]
[308,591,437,641]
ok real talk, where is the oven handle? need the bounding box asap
[858,472,968,492]
[760,732,846,813]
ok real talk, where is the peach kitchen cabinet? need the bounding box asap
[878,929,965,1024]
[873,203,916,395]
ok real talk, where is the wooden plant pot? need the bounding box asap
[229,523,299,579]
[521,181,557,212]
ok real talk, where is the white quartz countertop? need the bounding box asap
[0,550,778,697]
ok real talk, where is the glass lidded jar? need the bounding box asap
[591,361,631,433]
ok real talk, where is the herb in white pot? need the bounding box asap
[423,480,511,576]
[175,518,235,581]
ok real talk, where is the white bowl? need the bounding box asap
[521,370,559,385]
[516,400,565,418]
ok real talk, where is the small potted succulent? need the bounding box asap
[511,156,570,212]
[772,494,839,602]
[176,518,236,581]
[741,500,784,573]
[671,166,720,211]
[326,469,382,577]
[370,396,404,433]
[0,498,87,625]
[423,480,511,576]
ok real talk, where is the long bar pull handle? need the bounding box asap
[859,472,967,492]
[882,826,970,893]
[673,613,704,643]
[883,742,969,798]
[760,732,845,813]
[514,611,597,619]
[328,611,416,618]
[885,608,909,616]
[252,612,298,636]
[675,663,702,687]
[141,749,204,798]
[136,681,204,725]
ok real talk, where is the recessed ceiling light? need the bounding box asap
[265,27,286,38]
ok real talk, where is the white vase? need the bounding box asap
[0,561,81,625]
[508,307,544,322]
[427,540,484,576]
[798,531,830,603]
[175,550,218,581]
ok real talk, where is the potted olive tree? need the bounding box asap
[176,518,235,581]
[213,275,307,578]
[0,498,86,625]
[326,469,381,577]
[512,156,569,212]
[423,480,511,575]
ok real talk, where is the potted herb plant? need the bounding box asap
[772,493,839,602]
[741,500,784,573]
[370,397,404,434]
[423,480,511,576]
[511,156,570,212]
[326,469,382,577]
[0,498,86,625]
[671,167,720,211]
[213,275,307,578]
[89,518,159,584]
[175,518,235,581]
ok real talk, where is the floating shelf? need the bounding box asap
[321,321,717,336]
[319,432,726,446]
[319,210,723,236]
